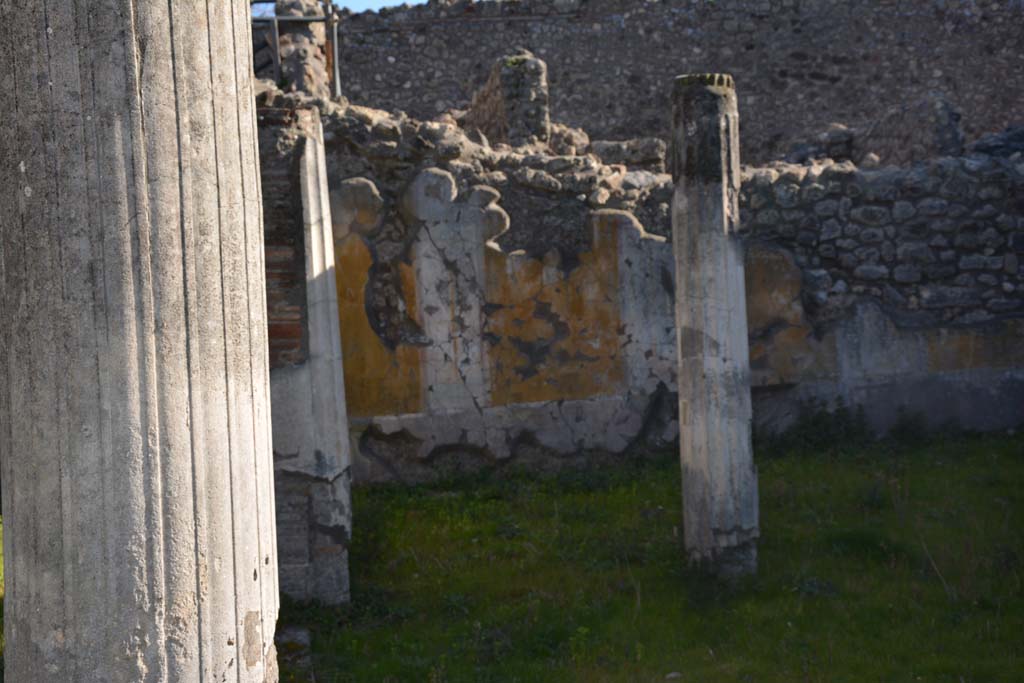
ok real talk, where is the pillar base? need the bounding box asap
[688,538,758,580]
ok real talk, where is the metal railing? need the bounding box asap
[251,1,343,99]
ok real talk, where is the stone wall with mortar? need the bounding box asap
[740,155,1024,328]
[335,0,1024,164]
[256,68,1024,485]
[738,134,1024,434]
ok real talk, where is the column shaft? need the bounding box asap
[671,74,759,577]
[0,1,278,680]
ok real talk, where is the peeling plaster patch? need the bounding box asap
[243,612,262,669]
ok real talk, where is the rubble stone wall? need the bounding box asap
[741,156,1024,328]
[336,0,1024,164]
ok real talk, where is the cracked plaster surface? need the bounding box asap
[332,169,680,476]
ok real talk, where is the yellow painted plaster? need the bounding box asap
[484,217,626,406]
[335,234,423,417]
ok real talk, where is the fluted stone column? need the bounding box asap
[0,1,278,681]
[671,74,759,577]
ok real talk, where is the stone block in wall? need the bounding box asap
[548,122,591,156]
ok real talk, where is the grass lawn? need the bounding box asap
[281,432,1024,682]
[1,433,1021,682]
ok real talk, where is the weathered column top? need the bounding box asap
[673,72,735,90]
[671,72,740,187]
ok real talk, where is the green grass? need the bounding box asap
[281,432,1024,682]
[1,434,1021,682]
